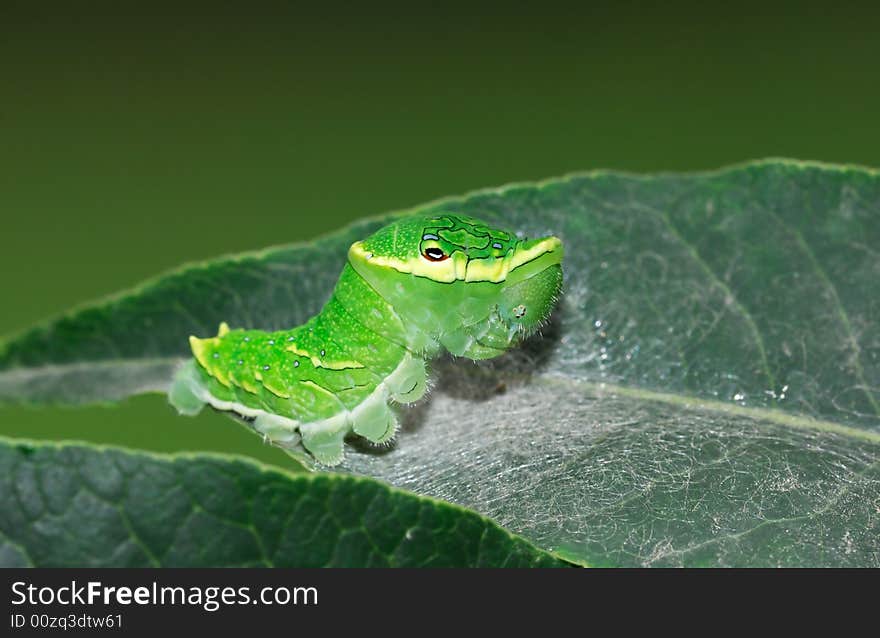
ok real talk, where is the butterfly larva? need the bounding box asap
[169,213,564,466]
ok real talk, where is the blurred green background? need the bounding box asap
[2,1,879,470]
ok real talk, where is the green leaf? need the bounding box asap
[0,438,566,567]
[2,159,879,566]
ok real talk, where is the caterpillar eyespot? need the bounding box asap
[169,213,564,467]
[422,246,448,261]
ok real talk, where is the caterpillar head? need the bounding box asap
[348,213,563,356]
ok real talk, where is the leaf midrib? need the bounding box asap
[537,375,880,443]
[2,356,877,443]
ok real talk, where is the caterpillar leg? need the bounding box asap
[440,310,516,360]
[241,414,313,470]
[337,354,421,449]
[386,355,427,404]
[168,360,207,416]
[299,413,349,466]
[170,354,425,466]
[252,412,301,447]
[350,390,398,444]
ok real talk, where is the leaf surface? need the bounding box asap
[0,438,565,567]
[2,160,878,566]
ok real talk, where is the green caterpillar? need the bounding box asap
[169,213,563,466]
